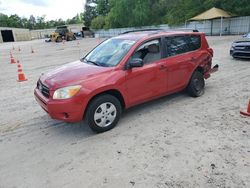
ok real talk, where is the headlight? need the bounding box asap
[53,85,81,99]
[231,42,236,48]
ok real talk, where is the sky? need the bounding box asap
[0,0,86,20]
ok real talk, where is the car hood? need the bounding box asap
[233,38,250,45]
[40,60,113,90]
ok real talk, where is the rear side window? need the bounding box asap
[165,35,201,57]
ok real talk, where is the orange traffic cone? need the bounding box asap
[240,100,250,117]
[17,61,27,82]
[10,52,16,64]
[10,51,13,58]
[10,57,16,64]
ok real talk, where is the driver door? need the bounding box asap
[125,39,168,106]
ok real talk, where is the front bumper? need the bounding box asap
[34,88,86,122]
[230,49,250,58]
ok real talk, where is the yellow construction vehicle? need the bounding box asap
[50,26,76,42]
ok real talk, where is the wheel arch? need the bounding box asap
[196,66,205,74]
[83,89,126,119]
[186,65,205,86]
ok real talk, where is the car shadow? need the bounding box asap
[37,91,187,137]
[232,57,250,62]
[47,120,95,138]
[33,89,200,139]
[121,91,188,119]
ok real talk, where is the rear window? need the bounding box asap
[165,35,201,57]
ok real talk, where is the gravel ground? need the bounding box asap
[0,36,249,188]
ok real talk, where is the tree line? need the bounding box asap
[85,0,250,29]
[0,13,83,30]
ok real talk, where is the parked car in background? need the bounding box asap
[242,33,250,38]
[35,30,218,133]
[230,33,250,58]
[82,27,95,38]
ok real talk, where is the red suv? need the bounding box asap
[34,30,218,133]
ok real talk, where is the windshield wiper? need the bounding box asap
[87,60,101,66]
[82,58,101,66]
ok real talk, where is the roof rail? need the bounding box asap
[121,29,163,35]
[167,28,199,32]
[120,28,199,35]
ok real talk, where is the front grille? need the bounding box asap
[234,52,250,57]
[37,81,50,98]
[235,46,250,51]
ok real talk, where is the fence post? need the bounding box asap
[220,17,223,36]
[248,16,250,32]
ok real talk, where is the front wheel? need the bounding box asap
[67,36,73,41]
[56,37,63,42]
[187,71,205,97]
[86,95,122,133]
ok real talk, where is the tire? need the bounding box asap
[86,94,122,133]
[187,71,205,97]
[56,37,63,43]
[67,36,73,41]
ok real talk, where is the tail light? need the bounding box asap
[207,48,214,57]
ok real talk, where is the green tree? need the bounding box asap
[91,15,106,29]
[83,0,98,27]
[97,0,110,16]
[28,15,36,29]
[0,13,9,27]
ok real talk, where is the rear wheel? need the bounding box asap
[187,71,205,97]
[86,95,122,133]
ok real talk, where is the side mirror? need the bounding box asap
[128,58,144,69]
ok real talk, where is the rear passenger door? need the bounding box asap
[163,35,201,92]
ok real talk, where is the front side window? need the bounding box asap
[132,39,161,64]
[82,38,135,67]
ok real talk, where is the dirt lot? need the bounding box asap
[0,36,249,188]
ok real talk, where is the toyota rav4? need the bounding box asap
[34,30,218,133]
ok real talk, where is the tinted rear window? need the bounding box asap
[165,35,201,57]
[186,35,201,51]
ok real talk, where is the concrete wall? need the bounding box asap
[0,32,3,43]
[0,24,84,42]
[0,27,31,42]
[12,28,31,41]
[30,28,55,39]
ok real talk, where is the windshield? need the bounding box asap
[82,38,135,67]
